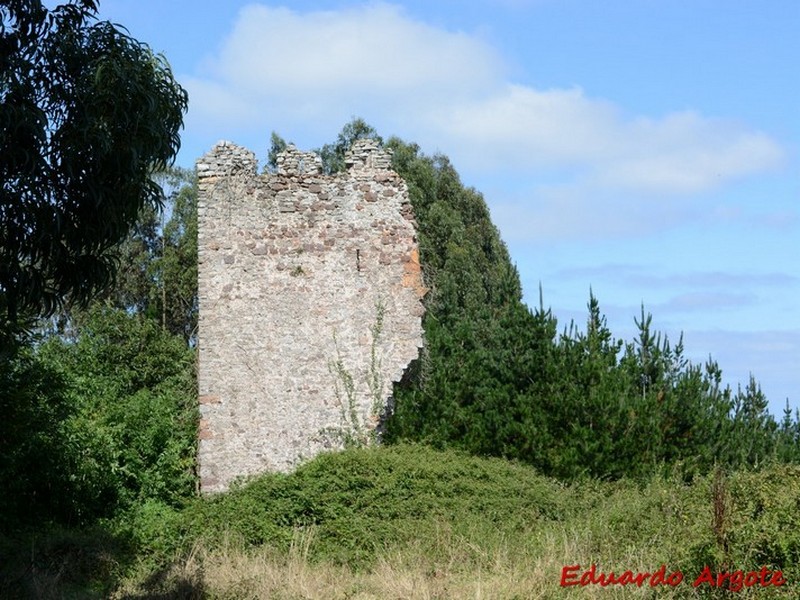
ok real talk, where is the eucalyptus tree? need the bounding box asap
[1,0,188,339]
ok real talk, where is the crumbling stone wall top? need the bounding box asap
[275,144,322,176]
[196,140,258,178]
[195,137,396,179]
[345,138,393,171]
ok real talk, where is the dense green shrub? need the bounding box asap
[175,445,565,567]
[0,306,197,529]
[0,346,80,527]
[41,306,198,514]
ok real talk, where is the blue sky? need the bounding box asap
[97,0,798,415]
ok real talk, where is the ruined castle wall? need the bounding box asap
[196,139,425,493]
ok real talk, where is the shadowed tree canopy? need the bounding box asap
[0,0,188,335]
[88,168,199,345]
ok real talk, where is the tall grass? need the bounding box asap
[111,445,798,599]
[4,445,798,598]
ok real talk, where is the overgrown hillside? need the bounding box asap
[1,120,798,598]
[6,445,796,598]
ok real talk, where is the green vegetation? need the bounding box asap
[1,305,196,530]
[1,110,798,597]
[0,0,187,338]
[124,449,800,598]
[381,132,799,480]
[96,168,200,344]
[324,302,388,448]
[0,165,199,531]
[4,446,799,597]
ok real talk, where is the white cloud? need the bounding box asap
[595,112,784,193]
[434,87,783,193]
[193,3,503,118]
[489,181,698,243]
[657,291,757,313]
[431,85,622,166]
[185,2,784,203]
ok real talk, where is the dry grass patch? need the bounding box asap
[114,523,705,599]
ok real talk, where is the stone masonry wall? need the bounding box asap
[196,139,426,493]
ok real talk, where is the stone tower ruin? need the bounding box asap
[196,139,426,493]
